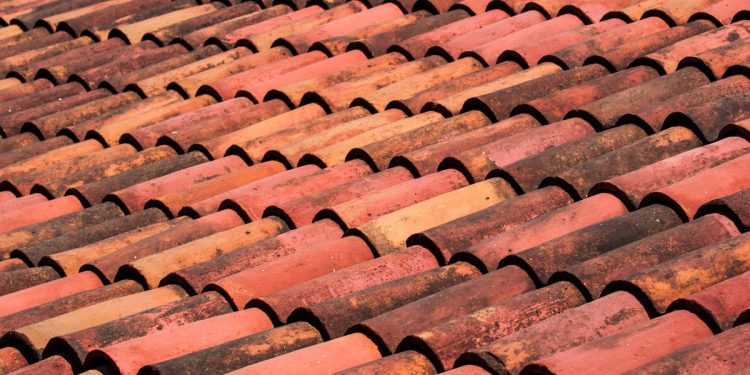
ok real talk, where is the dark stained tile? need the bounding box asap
[247,246,438,324]
[592,136,750,209]
[121,217,288,289]
[0,266,60,296]
[0,202,123,260]
[617,74,750,133]
[68,151,209,207]
[459,291,648,375]
[398,282,585,371]
[411,186,573,264]
[542,126,703,200]
[351,265,535,354]
[696,187,750,231]
[555,213,740,300]
[83,209,244,283]
[288,262,480,339]
[505,204,682,287]
[140,321,323,375]
[453,193,628,272]
[666,90,750,142]
[11,207,169,266]
[585,20,715,72]
[41,216,191,277]
[43,292,232,371]
[602,229,750,315]
[497,125,647,193]
[180,5,292,49]
[521,311,713,375]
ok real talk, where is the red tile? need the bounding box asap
[0,195,83,234]
[0,271,102,318]
[455,193,628,271]
[210,107,367,162]
[180,6,292,49]
[586,20,714,72]
[146,161,286,218]
[223,160,373,221]
[178,165,320,218]
[464,14,585,66]
[289,262,480,339]
[83,209,243,283]
[507,205,683,288]
[603,229,750,314]
[412,186,573,264]
[430,11,546,61]
[276,4,404,54]
[400,282,585,370]
[105,156,247,214]
[442,118,595,182]
[625,320,750,374]
[85,308,273,375]
[461,292,649,375]
[559,213,739,300]
[669,271,750,332]
[139,321,323,375]
[354,9,471,58]
[635,21,750,74]
[217,6,325,49]
[593,136,750,209]
[227,333,380,375]
[165,219,343,294]
[352,265,535,354]
[249,246,438,324]
[522,311,712,375]
[544,127,703,200]
[392,10,508,60]
[208,236,373,309]
[265,166,413,227]
[643,153,750,220]
[689,0,750,25]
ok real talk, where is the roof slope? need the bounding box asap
[0,0,748,374]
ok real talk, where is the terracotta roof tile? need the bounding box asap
[521,311,713,375]
[623,322,750,374]
[459,291,648,374]
[555,213,740,299]
[3,1,750,373]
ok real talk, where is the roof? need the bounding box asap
[0,0,749,374]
